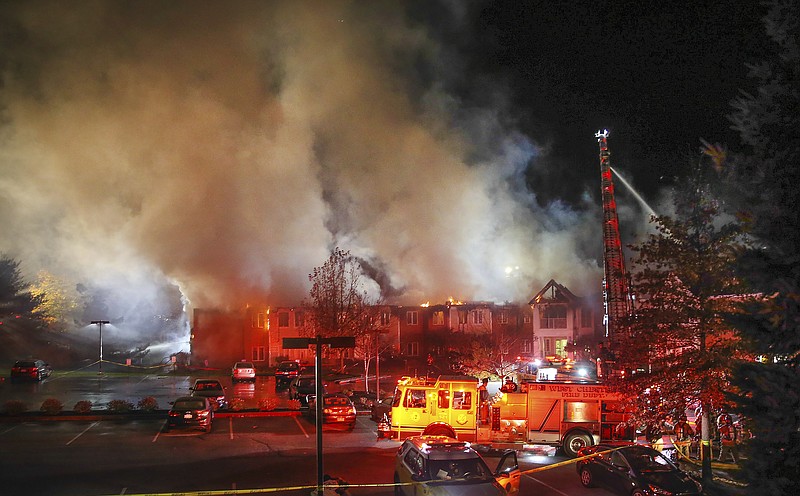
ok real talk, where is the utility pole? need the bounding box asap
[284,336,355,495]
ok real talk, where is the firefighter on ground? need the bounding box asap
[500,376,518,393]
[478,377,489,424]
[717,412,738,464]
[672,415,694,460]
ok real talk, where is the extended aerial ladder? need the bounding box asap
[596,130,631,342]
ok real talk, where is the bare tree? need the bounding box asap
[303,247,381,372]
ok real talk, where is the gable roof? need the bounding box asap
[528,279,580,305]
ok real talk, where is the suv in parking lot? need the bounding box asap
[275,361,302,388]
[10,359,52,382]
[231,361,256,383]
[393,435,520,496]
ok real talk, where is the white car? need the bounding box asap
[394,435,520,496]
[231,361,256,383]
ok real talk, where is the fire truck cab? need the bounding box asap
[388,375,631,457]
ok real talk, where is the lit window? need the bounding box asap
[432,311,444,326]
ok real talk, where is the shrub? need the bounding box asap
[107,399,134,413]
[73,400,93,414]
[228,397,245,411]
[40,398,64,415]
[3,399,27,415]
[288,399,302,410]
[258,397,278,411]
[137,396,159,411]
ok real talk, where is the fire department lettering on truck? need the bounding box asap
[388,376,631,458]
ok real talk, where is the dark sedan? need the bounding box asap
[10,359,52,382]
[190,379,227,410]
[166,396,213,433]
[289,375,327,406]
[576,442,702,496]
[306,394,357,431]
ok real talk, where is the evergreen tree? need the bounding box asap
[610,159,744,482]
[0,255,41,318]
[719,1,800,493]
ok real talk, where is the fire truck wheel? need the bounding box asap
[563,431,592,458]
[579,468,595,488]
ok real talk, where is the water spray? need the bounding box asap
[609,167,657,219]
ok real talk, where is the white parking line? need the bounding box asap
[1,424,21,435]
[66,421,99,445]
[152,424,163,442]
[229,416,234,440]
[293,416,310,438]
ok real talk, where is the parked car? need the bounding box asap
[369,393,395,422]
[394,435,520,496]
[10,359,52,382]
[166,396,213,433]
[231,361,256,383]
[275,361,302,388]
[190,379,227,410]
[289,375,327,406]
[306,394,358,431]
[576,442,702,496]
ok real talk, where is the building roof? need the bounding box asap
[528,279,580,306]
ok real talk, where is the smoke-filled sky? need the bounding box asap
[0,1,768,320]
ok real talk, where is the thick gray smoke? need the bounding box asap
[0,1,614,335]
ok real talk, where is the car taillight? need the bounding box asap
[169,411,180,417]
[197,410,210,418]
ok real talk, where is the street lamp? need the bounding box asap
[91,320,110,374]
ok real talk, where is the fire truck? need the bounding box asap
[387,375,632,457]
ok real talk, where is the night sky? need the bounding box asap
[0,1,772,337]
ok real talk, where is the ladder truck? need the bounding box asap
[596,130,633,373]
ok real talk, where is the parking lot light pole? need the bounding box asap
[91,320,110,374]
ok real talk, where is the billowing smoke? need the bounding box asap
[0,1,618,343]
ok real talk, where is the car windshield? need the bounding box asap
[624,447,676,472]
[236,363,253,368]
[280,363,299,371]
[326,396,351,406]
[15,361,36,367]
[428,458,492,481]
[173,399,206,410]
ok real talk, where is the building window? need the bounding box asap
[541,306,567,329]
[544,338,568,358]
[406,311,418,325]
[523,314,532,324]
[472,310,483,325]
[406,341,419,356]
[521,340,532,353]
[458,310,467,324]
[253,312,266,328]
[294,311,305,327]
[432,311,444,326]
[499,311,508,324]
[252,346,265,362]
[381,311,391,326]
[278,312,289,327]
